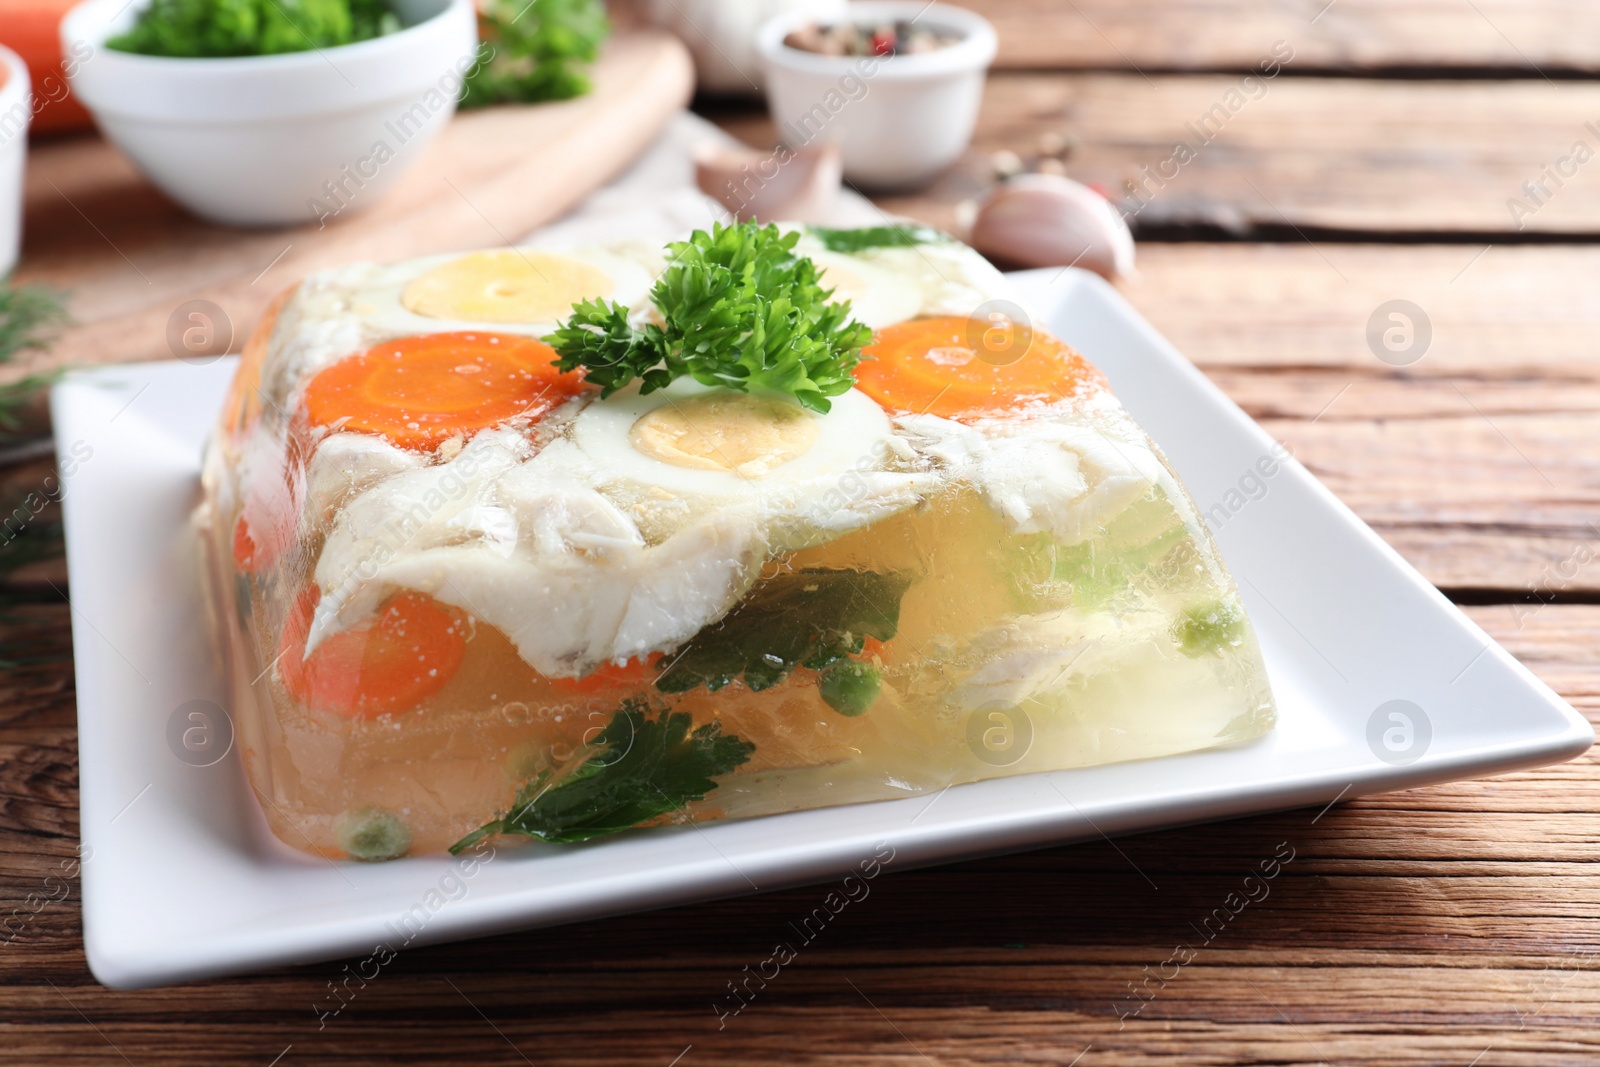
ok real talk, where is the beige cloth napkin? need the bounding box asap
[523,110,881,247]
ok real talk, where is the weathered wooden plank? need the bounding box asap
[977,75,1600,236]
[617,0,1600,76]
[962,0,1600,74]
[1252,410,1600,591]
[1129,244,1600,376]
[1117,244,1600,593]
[5,944,1600,1060]
[712,76,1600,234]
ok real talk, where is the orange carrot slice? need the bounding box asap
[549,653,663,696]
[853,316,1107,419]
[278,587,467,720]
[303,332,586,451]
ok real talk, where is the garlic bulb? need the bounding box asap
[968,174,1136,280]
[693,141,841,223]
[648,0,847,95]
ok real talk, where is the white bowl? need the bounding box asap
[61,0,478,228]
[755,1,996,190]
[0,45,30,275]
[648,0,845,95]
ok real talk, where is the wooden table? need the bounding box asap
[5,2,1599,1063]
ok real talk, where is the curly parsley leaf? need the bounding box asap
[655,569,909,695]
[807,223,950,253]
[549,298,676,396]
[545,222,874,414]
[461,0,609,108]
[449,702,754,852]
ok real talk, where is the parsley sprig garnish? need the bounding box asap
[450,702,754,852]
[545,222,873,414]
[655,569,908,696]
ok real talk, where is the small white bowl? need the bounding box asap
[0,45,30,275]
[62,0,478,228]
[756,1,996,190]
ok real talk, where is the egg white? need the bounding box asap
[804,249,925,329]
[569,380,892,496]
[893,406,1179,547]
[343,244,655,340]
[789,227,1027,328]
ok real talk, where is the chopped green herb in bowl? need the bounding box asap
[66,0,610,227]
[104,0,610,111]
[107,0,403,57]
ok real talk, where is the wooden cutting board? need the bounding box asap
[10,30,693,386]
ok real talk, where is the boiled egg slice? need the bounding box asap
[790,226,1025,324]
[538,380,939,553]
[345,245,653,340]
[802,248,924,330]
[570,381,892,497]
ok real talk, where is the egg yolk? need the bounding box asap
[854,315,1107,419]
[629,392,820,478]
[401,250,615,324]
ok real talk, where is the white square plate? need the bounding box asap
[54,269,1592,989]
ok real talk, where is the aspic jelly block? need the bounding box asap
[197,221,1274,860]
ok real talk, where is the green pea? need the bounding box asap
[336,806,412,862]
[1173,598,1247,658]
[819,660,881,717]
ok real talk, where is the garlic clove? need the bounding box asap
[693,140,842,224]
[967,173,1136,280]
